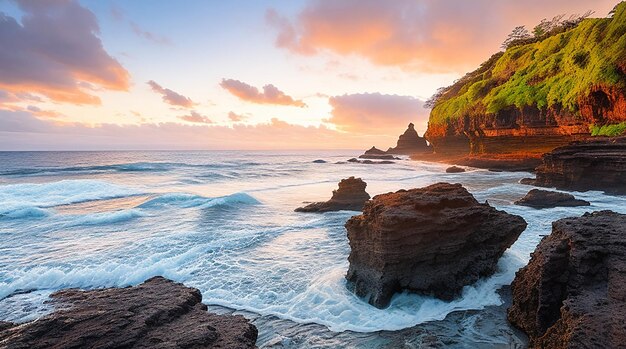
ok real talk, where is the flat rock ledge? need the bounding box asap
[508,211,626,349]
[521,136,626,194]
[345,182,526,308]
[445,166,466,173]
[296,177,370,213]
[0,277,258,349]
[514,189,590,209]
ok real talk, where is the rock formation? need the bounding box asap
[445,166,466,173]
[296,177,370,212]
[514,189,590,209]
[522,137,626,194]
[387,123,433,155]
[346,158,395,165]
[345,183,526,308]
[0,276,258,349]
[507,211,626,348]
[358,147,399,160]
[424,5,626,159]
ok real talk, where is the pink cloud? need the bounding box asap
[228,111,248,122]
[0,0,130,104]
[147,80,195,108]
[267,0,616,72]
[220,79,306,107]
[178,111,213,124]
[328,93,428,135]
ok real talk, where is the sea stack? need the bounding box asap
[345,182,526,308]
[0,277,258,349]
[508,211,626,348]
[387,123,433,155]
[295,177,370,212]
[522,137,626,194]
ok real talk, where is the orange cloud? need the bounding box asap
[228,111,248,122]
[267,0,617,72]
[147,81,195,108]
[328,93,428,135]
[220,79,306,107]
[0,0,130,104]
[178,111,213,124]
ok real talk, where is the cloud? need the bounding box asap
[130,22,172,45]
[220,79,306,107]
[328,93,428,135]
[147,80,195,108]
[267,0,616,72]
[0,0,130,104]
[178,111,213,124]
[0,108,410,150]
[228,111,248,122]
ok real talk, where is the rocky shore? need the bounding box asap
[0,277,258,349]
[296,177,370,212]
[508,211,626,348]
[522,136,626,194]
[345,182,526,308]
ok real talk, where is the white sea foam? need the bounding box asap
[139,192,260,209]
[67,209,147,226]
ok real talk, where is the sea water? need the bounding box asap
[0,151,624,347]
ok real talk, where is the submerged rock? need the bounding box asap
[312,159,327,163]
[0,277,258,349]
[522,137,626,194]
[387,123,433,155]
[445,166,466,173]
[508,211,626,348]
[295,177,370,213]
[514,189,590,209]
[345,182,526,308]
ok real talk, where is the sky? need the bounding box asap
[0,0,618,150]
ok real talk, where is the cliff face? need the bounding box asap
[425,3,626,157]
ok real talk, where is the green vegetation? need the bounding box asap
[429,2,626,126]
[589,122,626,136]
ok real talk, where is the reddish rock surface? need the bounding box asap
[514,189,590,209]
[0,277,258,349]
[296,177,370,212]
[508,211,626,348]
[387,123,433,155]
[345,183,526,308]
[445,166,466,173]
[522,137,626,194]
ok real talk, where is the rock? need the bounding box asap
[345,183,526,308]
[514,189,590,209]
[521,137,626,194]
[387,123,433,155]
[363,146,387,156]
[445,166,466,173]
[507,211,626,348]
[358,146,399,160]
[0,277,258,349]
[346,158,395,165]
[312,159,327,163]
[295,177,370,213]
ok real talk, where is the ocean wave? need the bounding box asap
[0,206,50,220]
[0,180,141,209]
[139,192,260,209]
[67,209,147,226]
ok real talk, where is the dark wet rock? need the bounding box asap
[445,166,466,173]
[508,211,626,348]
[363,146,387,156]
[312,159,327,163]
[0,276,258,349]
[357,147,400,160]
[522,137,626,194]
[387,123,433,155]
[347,158,395,165]
[346,182,526,308]
[514,189,590,209]
[295,177,370,213]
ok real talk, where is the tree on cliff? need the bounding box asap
[501,26,532,49]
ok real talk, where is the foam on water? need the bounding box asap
[1,151,625,337]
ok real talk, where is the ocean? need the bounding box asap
[1,151,624,348]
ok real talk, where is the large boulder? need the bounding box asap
[296,177,370,212]
[0,277,258,349]
[387,123,433,155]
[514,189,590,209]
[508,211,626,348]
[345,182,526,308]
[522,137,626,194]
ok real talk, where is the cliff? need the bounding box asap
[425,3,626,157]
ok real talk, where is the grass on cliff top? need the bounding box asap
[590,122,626,136]
[430,2,626,126]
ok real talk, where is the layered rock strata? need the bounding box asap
[296,177,370,212]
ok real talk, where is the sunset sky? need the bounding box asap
[0,0,617,150]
